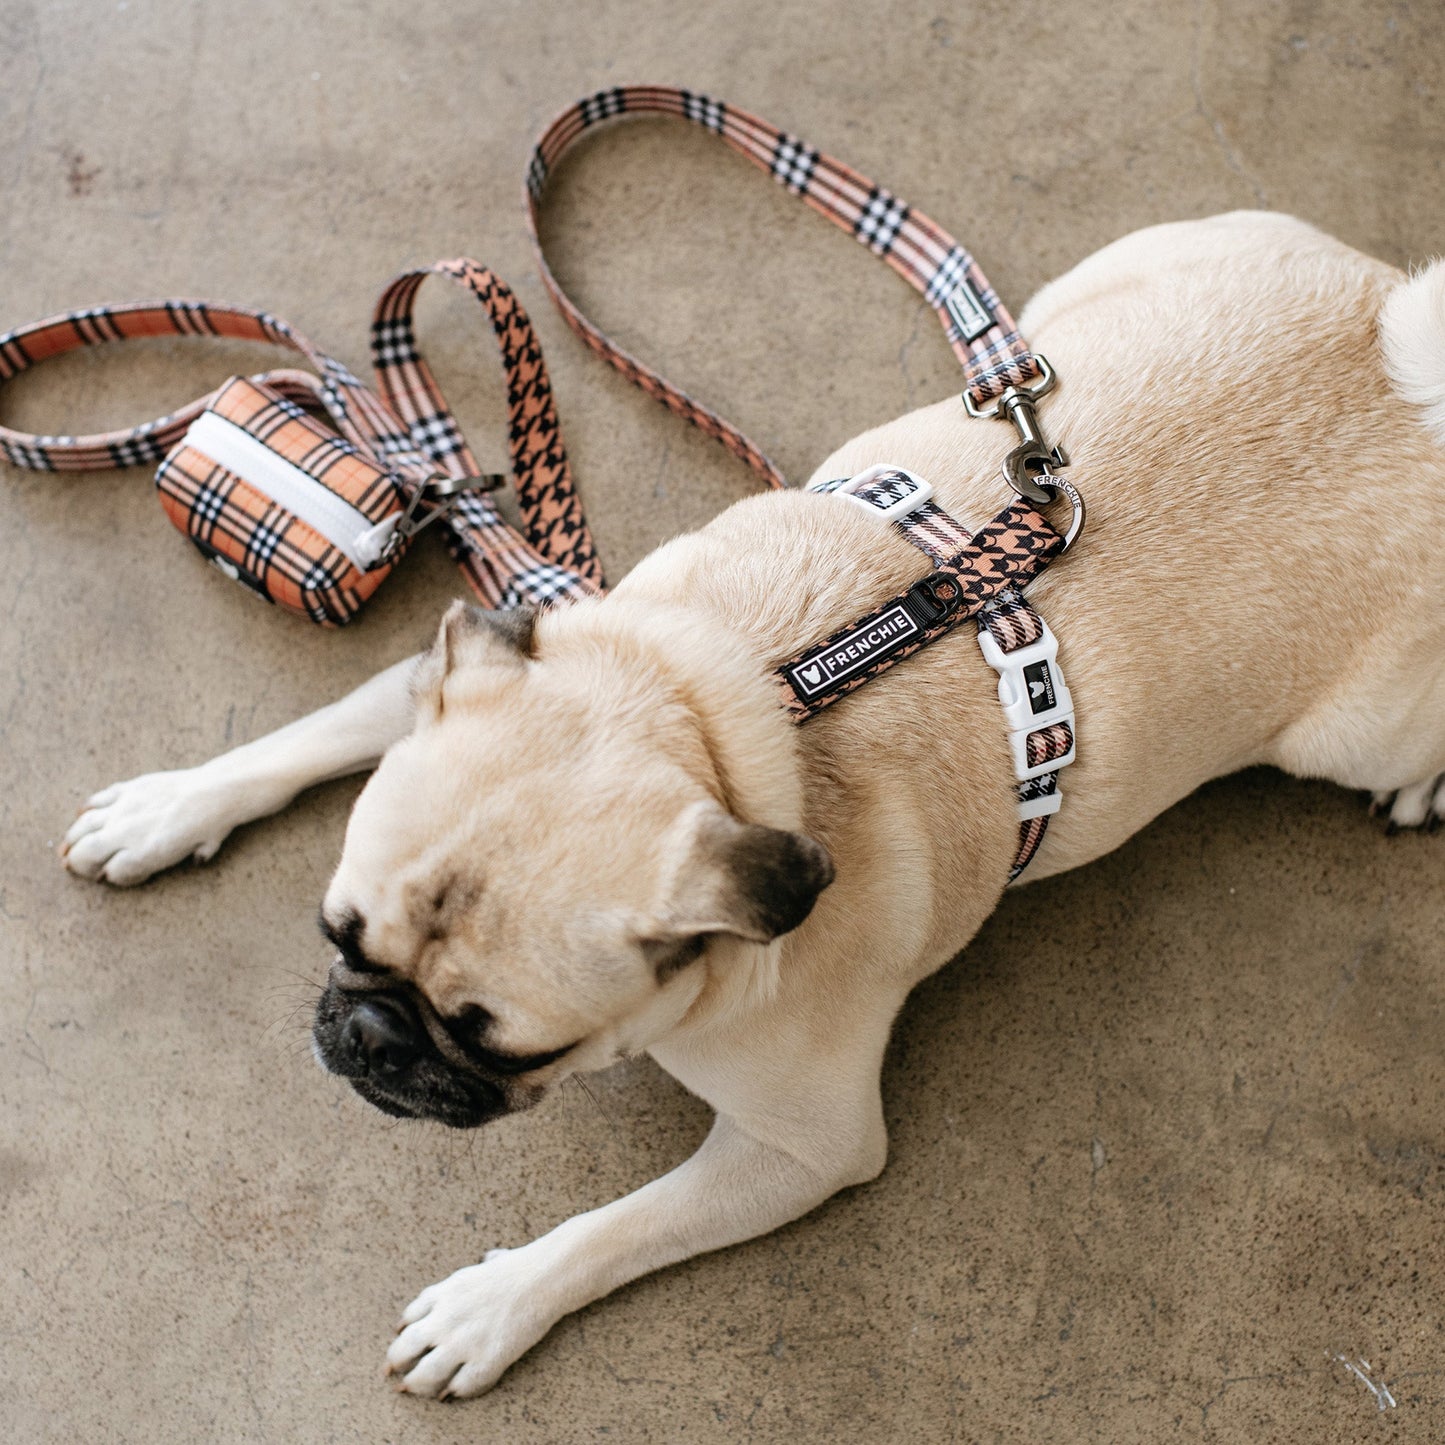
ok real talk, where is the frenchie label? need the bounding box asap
[1024,658,1056,714]
[786,604,921,699]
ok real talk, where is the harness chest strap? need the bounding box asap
[775,468,1076,881]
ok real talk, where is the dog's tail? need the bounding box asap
[1380,259,1445,447]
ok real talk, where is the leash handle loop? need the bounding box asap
[525,85,1045,487]
[0,300,386,470]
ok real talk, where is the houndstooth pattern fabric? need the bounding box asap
[775,501,1066,721]
[524,85,1045,493]
[371,260,604,608]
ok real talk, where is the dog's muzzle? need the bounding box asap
[311,980,507,1129]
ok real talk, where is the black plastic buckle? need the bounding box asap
[904,572,964,627]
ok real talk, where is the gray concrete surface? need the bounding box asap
[2,0,1443,1440]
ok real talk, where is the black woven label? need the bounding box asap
[1024,659,1056,714]
[785,603,921,700]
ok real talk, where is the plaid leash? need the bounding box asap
[0,267,603,614]
[525,84,1046,492]
[526,88,1079,879]
[0,88,1077,874]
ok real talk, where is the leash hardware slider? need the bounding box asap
[1018,786,1062,822]
[835,464,934,523]
[905,571,964,627]
[378,471,510,563]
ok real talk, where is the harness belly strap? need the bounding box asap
[776,467,1077,881]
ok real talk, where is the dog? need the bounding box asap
[57,212,1445,1399]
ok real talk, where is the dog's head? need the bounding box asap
[311,601,833,1127]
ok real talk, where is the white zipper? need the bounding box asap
[182,410,398,570]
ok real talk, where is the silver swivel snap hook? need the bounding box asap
[962,355,1085,550]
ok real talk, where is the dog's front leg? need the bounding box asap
[385,1060,888,1400]
[61,655,420,886]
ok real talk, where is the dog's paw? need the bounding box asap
[1370,774,1445,834]
[385,1250,552,1400]
[60,770,237,886]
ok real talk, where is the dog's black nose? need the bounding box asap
[342,998,420,1077]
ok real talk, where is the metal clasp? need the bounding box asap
[378,471,507,564]
[962,355,1084,550]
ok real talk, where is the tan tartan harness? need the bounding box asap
[0,86,1082,879]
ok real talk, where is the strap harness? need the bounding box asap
[0,86,1083,879]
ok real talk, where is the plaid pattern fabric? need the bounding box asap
[371,261,604,606]
[525,84,1044,492]
[156,377,408,625]
[0,266,602,622]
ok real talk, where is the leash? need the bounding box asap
[0,264,603,623]
[0,85,1081,876]
[524,88,1083,878]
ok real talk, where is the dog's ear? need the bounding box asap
[415,601,535,717]
[646,803,834,959]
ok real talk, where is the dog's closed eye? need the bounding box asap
[319,907,392,977]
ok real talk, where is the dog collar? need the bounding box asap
[775,466,1076,881]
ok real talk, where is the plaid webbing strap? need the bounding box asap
[0,266,603,610]
[780,469,1074,880]
[525,84,1045,490]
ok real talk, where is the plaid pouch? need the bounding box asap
[0,270,604,625]
[156,376,410,626]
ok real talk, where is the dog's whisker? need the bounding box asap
[569,1073,620,1137]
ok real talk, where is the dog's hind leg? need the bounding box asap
[1371,774,1445,832]
[61,654,420,886]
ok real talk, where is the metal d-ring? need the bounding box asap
[1031,471,1086,552]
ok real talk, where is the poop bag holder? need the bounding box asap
[157,373,414,621]
[0,262,605,624]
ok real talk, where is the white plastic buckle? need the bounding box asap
[976,617,1077,783]
[832,463,934,523]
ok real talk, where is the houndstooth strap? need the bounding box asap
[369,261,604,607]
[525,84,1045,491]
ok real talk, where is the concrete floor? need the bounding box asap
[2,0,1443,1439]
